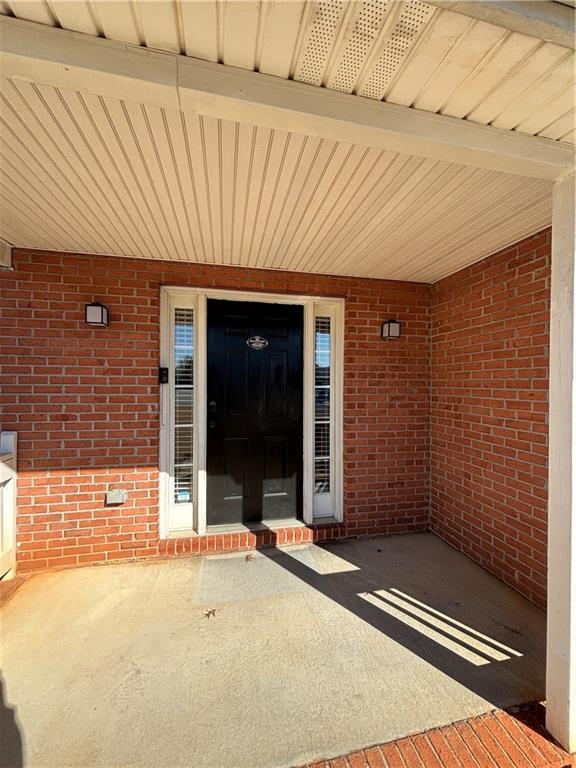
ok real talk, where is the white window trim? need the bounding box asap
[159,286,344,538]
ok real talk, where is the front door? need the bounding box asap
[206,299,303,526]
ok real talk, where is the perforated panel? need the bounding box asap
[294,1,346,86]
[359,0,434,100]
[328,0,390,93]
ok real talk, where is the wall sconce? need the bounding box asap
[381,319,401,339]
[85,301,109,326]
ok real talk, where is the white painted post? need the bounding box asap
[547,171,576,754]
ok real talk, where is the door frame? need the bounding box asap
[159,286,344,538]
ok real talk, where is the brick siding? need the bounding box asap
[431,230,551,607]
[1,250,430,573]
[1,232,551,606]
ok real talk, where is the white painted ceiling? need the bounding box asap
[0,1,572,281]
[1,0,573,144]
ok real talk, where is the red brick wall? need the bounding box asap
[430,230,551,607]
[1,250,430,572]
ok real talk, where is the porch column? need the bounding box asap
[547,171,576,753]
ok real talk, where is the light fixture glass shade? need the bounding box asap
[85,302,109,326]
[381,319,401,338]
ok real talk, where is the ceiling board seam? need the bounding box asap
[337,156,438,265]
[462,39,546,121]
[0,176,81,250]
[378,3,436,99]
[436,28,510,115]
[172,0,186,56]
[199,113,217,261]
[91,95,165,259]
[410,190,551,280]
[316,154,424,272]
[56,87,156,259]
[280,140,341,270]
[100,96,173,258]
[239,124,257,265]
[489,49,575,129]
[0,137,113,252]
[311,151,400,272]
[230,120,239,262]
[290,143,361,271]
[142,104,188,259]
[537,106,576,137]
[129,0,146,47]
[83,0,105,38]
[355,162,463,271]
[261,135,309,268]
[515,77,576,136]
[0,193,69,249]
[0,156,89,248]
[389,170,520,263]
[254,0,266,72]
[254,131,292,268]
[42,0,61,28]
[216,0,224,64]
[247,127,275,264]
[162,107,198,261]
[0,143,103,244]
[289,0,316,80]
[217,118,224,261]
[122,101,181,257]
[360,163,478,259]
[394,176,547,276]
[408,15,477,109]
[1,84,126,253]
[292,145,372,271]
[30,81,137,255]
[181,111,208,262]
[272,137,325,266]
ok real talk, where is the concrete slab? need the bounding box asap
[0,533,546,768]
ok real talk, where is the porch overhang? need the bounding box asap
[1,16,572,181]
[0,13,573,282]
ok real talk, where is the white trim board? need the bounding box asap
[0,16,573,181]
[159,286,344,538]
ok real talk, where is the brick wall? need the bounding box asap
[1,250,430,572]
[430,230,551,607]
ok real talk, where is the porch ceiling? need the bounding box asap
[0,1,573,282]
[0,74,554,282]
[1,0,574,145]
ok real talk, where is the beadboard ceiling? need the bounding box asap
[0,75,552,282]
[0,1,571,281]
[1,0,573,144]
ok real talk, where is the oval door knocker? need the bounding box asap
[246,335,269,350]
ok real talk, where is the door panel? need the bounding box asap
[206,299,303,525]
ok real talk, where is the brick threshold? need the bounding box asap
[298,703,575,768]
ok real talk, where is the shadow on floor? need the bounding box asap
[257,533,545,710]
[0,672,23,768]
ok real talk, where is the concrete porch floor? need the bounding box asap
[0,533,545,768]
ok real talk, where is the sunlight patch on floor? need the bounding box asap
[359,588,522,666]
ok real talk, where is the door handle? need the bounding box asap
[208,400,217,429]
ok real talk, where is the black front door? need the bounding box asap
[206,299,303,525]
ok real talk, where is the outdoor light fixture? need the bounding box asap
[85,301,109,326]
[381,319,401,339]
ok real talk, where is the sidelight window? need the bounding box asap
[173,308,194,505]
[314,317,331,495]
[312,303,341,520]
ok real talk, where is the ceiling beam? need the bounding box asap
[425,0,575,49]
[0,16,573,181]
